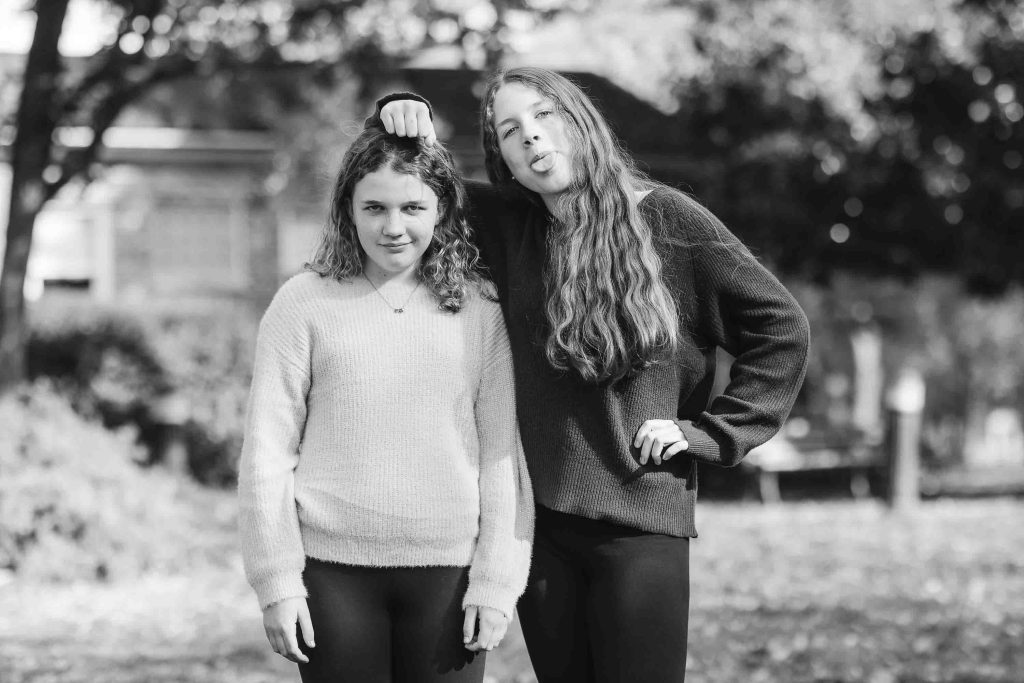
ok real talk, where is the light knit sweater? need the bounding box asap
[238,271,534,617]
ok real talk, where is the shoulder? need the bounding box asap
[462,281,502,314]
[640,184,738,248]
[464,179,527,216]
[464,178,500,202]
[460,282,505,332]
[264,271,354,322]
[641,185,712,226]
[278,270,363,298]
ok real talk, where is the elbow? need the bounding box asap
[783,301,811,359]
[772,302,811,386]
[717,447,748,469]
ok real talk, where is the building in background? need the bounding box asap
[1,127,280,305]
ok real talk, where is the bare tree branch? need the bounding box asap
[46,53,198,199]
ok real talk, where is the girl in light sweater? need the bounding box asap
[238,126,533,683]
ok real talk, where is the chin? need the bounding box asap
[539,180,572,197]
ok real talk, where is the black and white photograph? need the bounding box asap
[1,1,1022,681]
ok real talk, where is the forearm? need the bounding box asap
[238,289,313,607]
[678,218,811,467]
[238,383,309,608]
[238,460,308,609]
[678,314,810,467]
[464,308,534,616]
[463,440,534,618]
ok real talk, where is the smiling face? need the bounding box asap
[491,82,575,210]
[350,166,439,283]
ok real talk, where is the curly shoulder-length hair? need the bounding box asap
[480,66,679,383]
[306,127,483,313]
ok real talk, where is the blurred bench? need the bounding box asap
[744,427,884,503]
[920,466,1024,497]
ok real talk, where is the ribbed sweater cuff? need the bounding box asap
[376,92,433,117]
[252,572,307,611]
[365,92,434,131]
[462,579,519,620]
[675,419,725,467]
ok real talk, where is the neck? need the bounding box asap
[363,264,419,288]
[540,192,562,218]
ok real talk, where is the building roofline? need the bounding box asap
[1,126,278,165]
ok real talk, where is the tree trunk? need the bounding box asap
[0,0,69,391]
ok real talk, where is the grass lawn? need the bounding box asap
[1,496,1021,682]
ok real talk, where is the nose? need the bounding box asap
[381,210,404,237]
[520,122,542,146]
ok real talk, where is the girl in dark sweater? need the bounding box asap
[372,67,810,682]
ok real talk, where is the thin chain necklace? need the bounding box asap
[362,272,421,313]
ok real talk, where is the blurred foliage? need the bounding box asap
[519,1,1021,290]
[27,306,170,430]
[141,302,257,486]
[789,275,1024,467]
[0,381,208,581]
[644,0,1024,291]
[26,300,257,486]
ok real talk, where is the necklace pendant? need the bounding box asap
[394,308,404,314]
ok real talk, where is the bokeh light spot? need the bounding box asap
[944,205,963,224]
[118,32,144,54]
[968,101,991,123]
[995,84,1016,105]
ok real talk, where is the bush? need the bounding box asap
[27,308,170,431]
[139,302,256,487]
[0,382,213,581]
[27,299,258,487]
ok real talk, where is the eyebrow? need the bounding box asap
[496,99,548,129]
[358,199,429,205]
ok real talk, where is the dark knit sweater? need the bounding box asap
[369,96,810,537]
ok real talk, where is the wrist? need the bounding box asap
[466,604,510,621]
[262,594,303,612]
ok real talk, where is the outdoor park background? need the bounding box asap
[1,0,1023,681]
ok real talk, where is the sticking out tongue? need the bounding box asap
[531,154,555,173]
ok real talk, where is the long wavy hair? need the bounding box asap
[480,67,679,382]
[306,127,483,312]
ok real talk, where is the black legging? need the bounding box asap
[298,559,485,683]
[517,506,690,683]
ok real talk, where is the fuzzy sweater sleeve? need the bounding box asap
[237,278,313,609]
[462,299,534,619]
[668,193,811,467]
